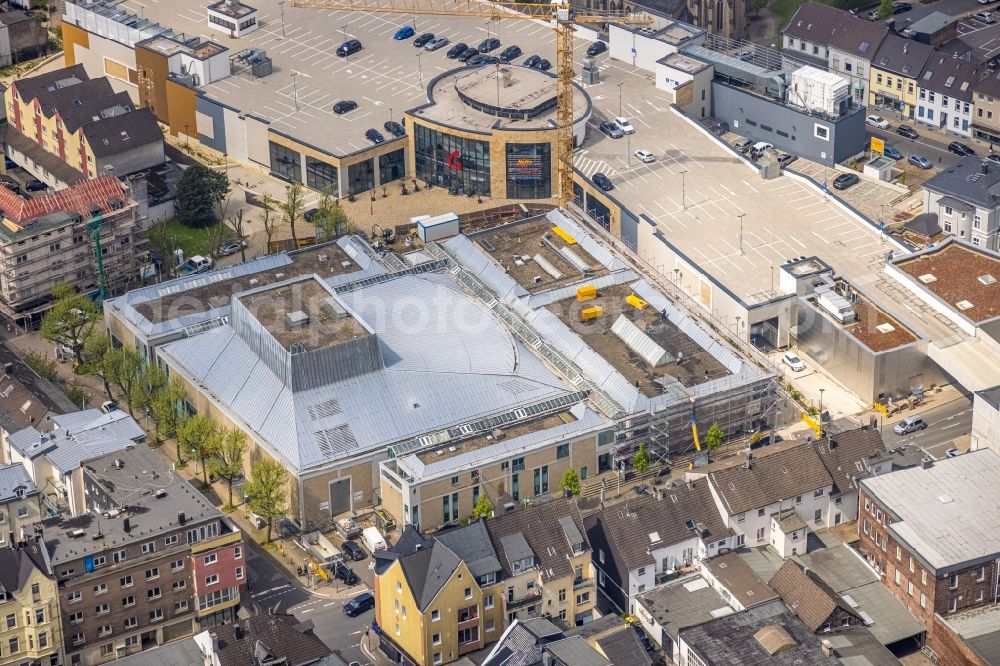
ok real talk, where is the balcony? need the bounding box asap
[457,606,479,630]
[655,570,683,586]
[573,577,593,591]
[190,529,242,555]
[506,590,541,611]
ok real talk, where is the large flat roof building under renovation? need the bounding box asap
[105,209,775,531]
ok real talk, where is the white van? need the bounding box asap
[362,526,387,553]
[750,141,773,159]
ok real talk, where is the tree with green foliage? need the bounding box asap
[311,188,351,240]
[752,0,767,17]
[129,362,167,419]
[40,283,100,366]
[65,382,88,410]
[209,429,249,510]
[177,414,219,485]
[176,164,230,229]
[281,182,306,247]
[151,376,187,445]
[244,457,288,543]
[103,346,144,416]
[82,334,114,399]
[705,422,725,451]
[633,443,650,484]
[560,469,581,497]
[876,0,893,19]
[471,494,494,520]
[23,351,57,382]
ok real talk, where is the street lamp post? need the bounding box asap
[417,53,423,86]
[737,213,746,255]
[680,170,687,210]
[389,107,393,123]
[278,1,286,38]
[291,72,299,111]
[617,82,624,117]
[819,388,825,426]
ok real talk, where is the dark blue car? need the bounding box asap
[394,25,415,40]
[882,145,903,160]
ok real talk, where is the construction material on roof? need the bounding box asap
[625,293,649,310]
[580,306,603,322]
[551,226,577,245]
[611,314,674,367]
[534,254,564,280]
[577,285,597,302]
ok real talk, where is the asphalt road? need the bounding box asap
[866,124,965,170]
[247,543,376,665]
[880,395,973,459]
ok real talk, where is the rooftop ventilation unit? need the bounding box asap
[956,300,974,311]
[321,297,348,319]
[918,273,937,283]
[979,274,996,285]
[875,323,896,334]
[285,310,309,327]
[817,289,856,324]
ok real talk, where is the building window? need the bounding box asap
[146,567,160,580]
[433,653,442,665]
[975,215,982,229]
[977,566,987,582]
[796,495,802,505]
[378,149,405,189]
[164,534,179,546]
[171,560,184,572]
[414,124,491,196]
[556,443,570,459]
[432,609,440,622]
[121,575,133,588]
[95,603,109,615]
[92,556,106,568]
[141,542,156,555]
[758,508,765,517]
[950,574,959,589]
[896,546,902,561]
[921,570,927,586]
[148,587,162,600]
[485,594,494,609]
[234,546,242,559]
[149,609,163,622]
[756,527,765,541]
[976,589,985,602]
[505,143,552,199]
[814,124,829,141]
[113,550,126,564]
[175,600,189,613]
[122,595,135,607]
[97,625,112,637]
[204,553,217,566]
[737,513,745,524]
[172,580,186,591]
[920,593,927,608]
[205,574,220,586]
[68,591,80,603]
[93,583,108,595]
[236,567,244,580]
[814,489,824,498]
[949,597,958,612]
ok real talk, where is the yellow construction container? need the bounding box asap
[551,226,577,245]
[625,293,649,310]
[577,285,597,302]
[579,306,604,321]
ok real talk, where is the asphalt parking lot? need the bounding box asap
[788,158,903,223]
[134,0,595,156]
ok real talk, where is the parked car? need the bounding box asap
[24,178,46,192]
[218,239,246,256]
[593,172,613,191]
[776,152,797,167]
[446,42,468,58]
[425,36,449,51]
[478,37,501,52]
[948,141,976,156]
[343,592,375,616]
[613,116,636,134]
[458,47,478,62]
[100,400,119,414]
[633,625,654,652]
[979,0,996,5]
[832,172,860,190]
[749,141,773,160]
[342,541,367,561]
[865,114,890,129]
[882,144,904,160]
[976,10,996,22]
[634,149,655,163]
[384,120,405,137]
[467,53,487,66]
[3,157,16,170]
[365,128,385,144]
[334,562,360,586]
[533,58,552,71]
[893,415,926,435]
[332,99,358,114]
[499,45,522,62]
[413,33,435,48]
[600,121,624,139]
[734,137,754,154]
[586,40,608,56]
[523,54,541,68]
[782,351,805,372]
[908,154,933,169]
[0,175,18,191]
[393,25,415,40]
[336,39,362,56]
[896,124,919,139]
[893,2,912,13]
[989,153,1000,165]
[946,447,962,458]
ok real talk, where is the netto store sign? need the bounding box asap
[508,146,544,182]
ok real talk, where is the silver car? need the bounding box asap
[425,36,449,51]
[893,415,926,435]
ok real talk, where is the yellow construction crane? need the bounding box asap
[291,0,653,205]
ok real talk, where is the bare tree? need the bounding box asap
[281,183,306,247]
[210,193,234,260]
[229,209,248,263]
[260,194,278,254]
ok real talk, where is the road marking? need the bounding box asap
[300,608,315,614]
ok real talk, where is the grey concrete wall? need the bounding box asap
[8,19,48,65]
[245,115,271,168]
[96,140,164,176]
[712,82,867,166]
[195,95,228,155]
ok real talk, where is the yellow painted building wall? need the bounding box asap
[869,67,918,117]
[60,23,90,67]
[0,563,62,666]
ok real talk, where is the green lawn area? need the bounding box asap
[768,0,872,31]
[147,218,235,263]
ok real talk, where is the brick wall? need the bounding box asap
[928,614,988,666]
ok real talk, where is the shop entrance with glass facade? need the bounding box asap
[414,124,491,196]
[505,143,551,199]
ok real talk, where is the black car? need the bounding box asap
[587,40,608,57]
[478,37,501,52]
[3,157,15,170]
[533,58,552,71]
[499,45,522,63]
[593,172,613,191]
[892,2,911,13]
[600,121,624,139]
[342,541,367,561]
[446,42,468,58]
[896,124,919,139]
[480,55,500,65]
[304,208,319,222]
[988,154,1000,165]
[384,120,405,137]
[333,562,360,586]
[333,99,358,114]
[832,173,860,190]
[458,47,478,62]
[632,624,654,652]
[523,54,541,68]
[948,141,976,156]
[466,53,487,66]
[344,592,375,617]
[336,39,362,57]
[413,32,434,47]
[365,128,385,144]
[0,176,18,193]
[25,179,46,192]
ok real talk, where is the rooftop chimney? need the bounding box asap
[903,42,908,54]
[178,511,186,526]
[123,517,131,533]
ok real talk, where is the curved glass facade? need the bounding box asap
[505,143,551,199]
[414,124,491,196]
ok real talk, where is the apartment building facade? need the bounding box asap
[485,500,595,627]
[921,156,1000,250]
[0,176,149,321]
[915,54,980,138]
[0,539,63,666]
[858,451,1000,660]
[380,403,611,532]
[972,71,1000,145]
[0,463,43,549]
[869,34,935,120]
[46,446,245,665]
